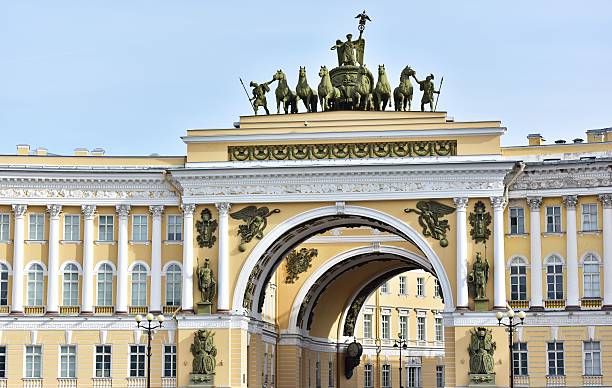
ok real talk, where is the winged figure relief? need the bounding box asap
[230,205,281,251]
[405,200,456,247]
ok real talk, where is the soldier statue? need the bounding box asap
[412,73,440,112]
[197,257,216,304]
[249,80,273,115]
[468,252,489,300]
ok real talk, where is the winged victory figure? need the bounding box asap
[405,201,456,247]
[230,205,281,251]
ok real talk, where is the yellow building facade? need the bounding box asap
[0,111,610,388]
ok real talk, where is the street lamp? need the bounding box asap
[393,333,408,388]
[496,309,526,388]
[135,313,165,388]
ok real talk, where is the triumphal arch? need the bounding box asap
[0,11,611,388]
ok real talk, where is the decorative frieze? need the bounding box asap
[228,140,457,161]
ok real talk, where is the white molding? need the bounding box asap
[181,127,506,144]
[304,234,404,244]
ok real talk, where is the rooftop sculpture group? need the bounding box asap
[242,11,442,115]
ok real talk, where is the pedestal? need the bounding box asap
[473,298,489,312]
[468,373,496,388]
[196,302,212,315]
[189,374,215,387]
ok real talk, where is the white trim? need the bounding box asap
[59,260,83,275]
[25,261,47,275]
[507,255,529,268]
[580,252,601,265]
[128,261,151,274]
[94,261,117,275]
[181,127,506,144]
[0,259,12,274]
[162,261,182,274]
[544,253,565,266]
[232,205,455,315]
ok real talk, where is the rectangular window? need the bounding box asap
[547,342,564,376]
[435,317,443,342]
[95,345,112,378]
[364,364,373,388]
[25,345,42,378]
[60,345,77,378]
[381,314,390,339]
[167,215,183,241]
[164,345,177,378]
[399,315,408,340]
[29,214,44,240]
[408,366,421,388]
[417,277,424,296]
[63,215,80,241]
[434,279,442,298]
[436,366,444,388]
[584,341,601,376]
[132,215,148,241]
[130,345,146,377]
[582,204,598,232]
[363,314,372,339]
[399,276,406,295]
[98,215,114,241]
[546,206,562,233]
[0,214,9,241]
[316,360,321,388]
[510,264,527,301]
[382,364,391,388]
[0,346,5,378]
[380,281,389,293]
[509,207,525,234]
[328,360,333,387]
[417,316,426,341]
[513,342,528,376]
[63,269,79,306]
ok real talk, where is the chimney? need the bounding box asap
[91,148,106,156]
[604,128,612,142]
[527,133,544,146]
[586,129,604,143]
[35,147,48,156]
[74,148,89,156]
[17,144,30,155]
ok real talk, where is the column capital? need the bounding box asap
[11,204,27,217]
[562,195,578,210]
[182,203,197,216]
[215,202,232,215]
[46,204,62,218]
[526,196,543,211]
[599,194,612,209]
[81,204,97,218]
[490,196,507,210]
[149,205,165,218]
[453,197,469,210]
[115,204,131,217]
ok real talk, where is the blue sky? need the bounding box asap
[1,1,611,156]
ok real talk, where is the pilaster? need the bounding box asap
[46,204,62,315]
[149,205,164,313]
[563,195,579,310]
[116,204,131,315]
[599,194,612,309]
[526,197,544,311]
[10,204,27,315]
[216,202,232,312]
[453,198,468,310]
[81,205,96,315]
[181,204,196,313]
[490,196,507,309]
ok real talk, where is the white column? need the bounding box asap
[527,197,544,310]
[491,196,507,309]
[216,203,232,311]
[149,205,164,313]
[46,204,62,314]
[181,204,196,313]
[453,197,469,310]
[563,195,580,309]
[599,194,612,309]
[10,204,27,315]
[81,205,96,314]
[116,205,130,314]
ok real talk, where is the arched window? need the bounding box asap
[165,264,182,306]
[97,263,113,306]
[27,263,44,306]
[0,263,8,306]
[546,256,564,300]
[583,254,600,298]
[510,257,527,301]
[62,264,79,306]
[131,264,147,307]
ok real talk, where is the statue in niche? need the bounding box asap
[468,253,489,300]
[468,327,496,380]
[191,329,217,383]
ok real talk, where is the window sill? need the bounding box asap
[95,240,117,245]
[25,240,47,244]
[542,232,564,237]
[505,233,529,238]
[163,240,183,245]
[0,240,11,244]
[129,240,150,245]
[578,230,601,236]
[60,240,82,245]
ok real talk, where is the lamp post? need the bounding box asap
[393,333,408,388]
[496,309,526,388]
[135,312,165,388]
